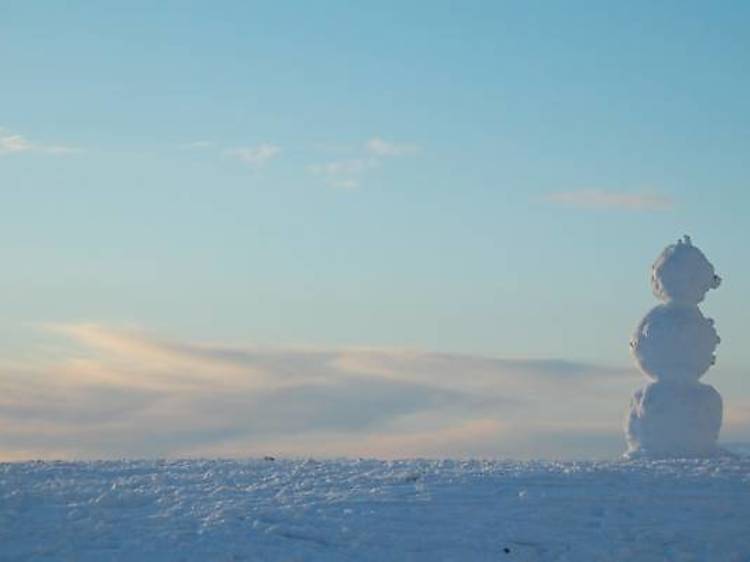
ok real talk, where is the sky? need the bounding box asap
[1,1,749,460]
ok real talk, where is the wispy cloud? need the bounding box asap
[0,133,33,154]
[0,127,80,156]
[309,136,419,189]
[542,189,673,211]
[365,137,419,157]
[178,140,215,150]
[225,143,281,168]
[308,158,378,189]
[0,323,639,460]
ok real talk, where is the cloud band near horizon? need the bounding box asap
[0,323,646,461]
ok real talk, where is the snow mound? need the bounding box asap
[2,458,749,561]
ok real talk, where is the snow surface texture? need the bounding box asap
[627,236,723,458]
[2,458,750,562]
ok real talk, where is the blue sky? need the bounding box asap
[1,1,749,459]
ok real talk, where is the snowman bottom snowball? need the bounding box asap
[625,381,722,458]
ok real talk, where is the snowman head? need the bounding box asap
[651,235,721,305]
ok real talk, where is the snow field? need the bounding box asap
[2,457,749,561]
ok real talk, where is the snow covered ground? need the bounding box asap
[2,457,749,561]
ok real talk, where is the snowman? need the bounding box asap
[625,236,724,458]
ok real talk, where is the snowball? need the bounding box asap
[651,235,721,305]
[630,303,720,383]
[625,381,722,458]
